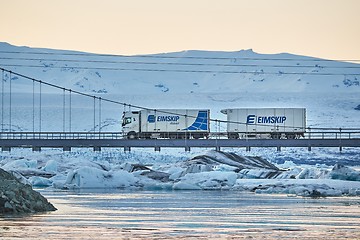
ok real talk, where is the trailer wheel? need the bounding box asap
[271,133,281,139]
[228,133,239,139]
[180,134,189,139]
[286,134,295,139]
[169,134,177,139]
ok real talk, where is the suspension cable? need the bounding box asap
[39,80,42,132]
[99,97,102,133]
[32,79,35,132]
[93,96,96,133]
[63,88,66,133]
[9,71,11,131]
[69,89,72,132]
[1,70,4,131]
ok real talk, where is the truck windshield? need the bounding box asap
[122,117,132,126]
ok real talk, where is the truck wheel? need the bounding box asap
[193,134,201,139]
[127,132,137,139]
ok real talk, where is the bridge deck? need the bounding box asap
[1,138,359,151]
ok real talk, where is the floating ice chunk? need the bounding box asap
[43,160,58,173]
[173,182,202,190]
[277,160,297,169]
[296,167,329,179]
[238,169,282,179]
[189,150,279,170]
[136,176,173,190]
[166,166,184,180]
[63,166,138,189]
[174,171,237,190]
[234,179,360,196]
[329,164,360,181]
[2,159,37,170]
[181,164,213,175]
[29,176,52,187]
[213,164,238,172]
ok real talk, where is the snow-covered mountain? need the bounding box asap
[1,43,360,196]
[1,42,359,94]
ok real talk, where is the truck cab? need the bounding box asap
[122,111,140,139]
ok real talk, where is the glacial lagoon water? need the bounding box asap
[1,190,360,239]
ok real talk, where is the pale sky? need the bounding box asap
[1,0,360,60]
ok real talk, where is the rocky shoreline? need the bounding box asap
[0,168,56,214]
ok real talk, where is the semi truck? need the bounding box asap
[122,109,210,139]
[221,108,306,139]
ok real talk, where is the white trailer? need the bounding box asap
[122,109,210,139]
[221,108,306,139]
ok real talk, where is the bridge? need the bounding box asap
[1,130,359,152]
[1,67,360,152]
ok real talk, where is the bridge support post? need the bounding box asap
[93,147,101,152]
[32,147,41,152]
[124,146,131,152]
[308,146,312,151]
[339,146,343,152]
[185,146,191,152]
[154,146,161,152]
[215,146,221,151]
[246,146,251,152]
[277,146,281,152]
[63,147,71,152]
[1,147,11,152]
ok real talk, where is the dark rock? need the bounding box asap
[0,168,57,214]
[308,190,326,199]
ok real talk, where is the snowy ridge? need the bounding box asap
[1,42,360,94]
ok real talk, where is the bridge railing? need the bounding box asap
[305,130,360,139]
[1,130,360,140]
[0,132,125,140]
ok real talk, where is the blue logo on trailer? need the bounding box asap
[246,115,256,124]
[183,111,209,131]
[246,115,287,124]
[148,115,156,123]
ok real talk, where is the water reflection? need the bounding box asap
[1,190,359,239]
